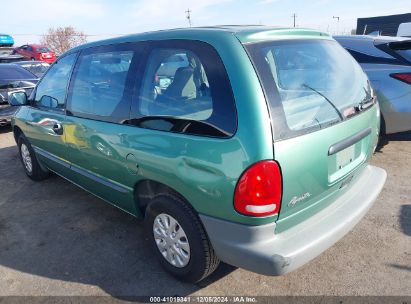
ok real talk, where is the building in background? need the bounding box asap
[357,13,411,36]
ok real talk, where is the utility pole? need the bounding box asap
[333,16,340,34]
[186,8,192,27]
[292,13,297,27]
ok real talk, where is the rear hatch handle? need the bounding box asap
[328,128,372,156]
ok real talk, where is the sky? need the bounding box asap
[2,0,411,46]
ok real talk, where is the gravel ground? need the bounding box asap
[0,126,410,299]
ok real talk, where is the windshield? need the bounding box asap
[246,39,372,140]
[397,50,411,63]
[18,62,50,77]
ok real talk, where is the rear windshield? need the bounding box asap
[246,39,372,140]
[396,50,411,62]
[18,62,50,77]
[36,47,50,52]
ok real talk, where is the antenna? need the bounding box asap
[292,13,297,27]
[185,8,192,27]
[333,16,340,34]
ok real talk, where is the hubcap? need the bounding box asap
[21,144,33,173]
[153,213,190,268]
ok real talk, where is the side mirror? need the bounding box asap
[39,95,59,108]
[8,91,28,106]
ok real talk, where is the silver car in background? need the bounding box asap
[335,35,411,134]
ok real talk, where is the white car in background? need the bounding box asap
[397,22,411,37]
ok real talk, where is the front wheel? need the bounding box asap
[18,135,49,181]
[145,194,220,283]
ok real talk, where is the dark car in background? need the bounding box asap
[13,44,56,64]
[0,64,38,126]
[0,47,25,63]
[14,61,50,77]
[335,35,411,134]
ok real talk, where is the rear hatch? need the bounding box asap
[245,37,380,232]
[36,47,55,61]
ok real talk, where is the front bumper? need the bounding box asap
[0,106,18,126]
[0,116,11,126]
[200,165,387,276]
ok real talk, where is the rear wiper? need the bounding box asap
[301,83,344,121]
[356,88,375,111]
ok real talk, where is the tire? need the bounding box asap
[377,115,387,150]
[145,194,220,283]
[17,134,49,181]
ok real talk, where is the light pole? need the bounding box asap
[186,8,192,27]
[333,16,340,34]
[292,13,297,28]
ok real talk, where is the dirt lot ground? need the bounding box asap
[0,126,410,299]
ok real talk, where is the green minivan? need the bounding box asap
[10,26,387,282]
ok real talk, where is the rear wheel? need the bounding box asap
[145,194,220,282]
[18,135,49,181]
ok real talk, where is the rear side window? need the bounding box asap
[68,46,135,122]
[139,48,212,121]
[130,40,237,138]
[246,40,372,140]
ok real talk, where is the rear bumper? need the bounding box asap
[200,165,387,276]
[41,58,56,64]
[384,112,411,134]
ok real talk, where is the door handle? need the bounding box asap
[52,122,63,135]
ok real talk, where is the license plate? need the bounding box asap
[336,145,355,170]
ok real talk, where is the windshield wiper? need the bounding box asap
[302,83,344,121]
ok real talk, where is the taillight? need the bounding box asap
[234,160,282,217]
[390,73,411,85]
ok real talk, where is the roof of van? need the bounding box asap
[67,26,331,54]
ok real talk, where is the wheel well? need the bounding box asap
[134,180,188,217]
[13,126,23,144]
